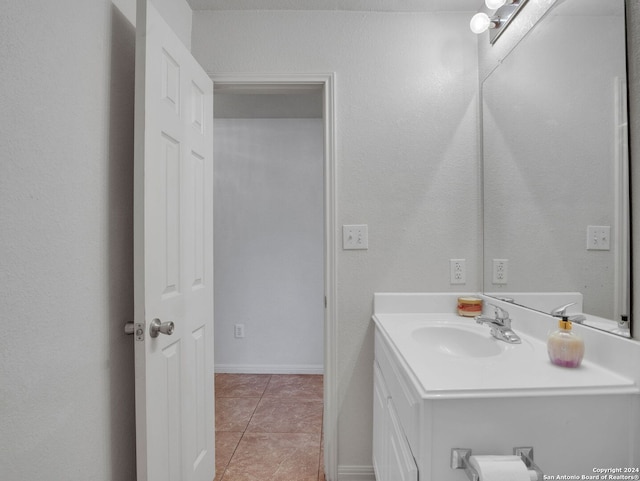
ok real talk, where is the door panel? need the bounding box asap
[134,2,215,480]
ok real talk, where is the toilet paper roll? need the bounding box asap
[469,455,538,481]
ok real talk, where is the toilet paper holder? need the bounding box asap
[450,447,544,481]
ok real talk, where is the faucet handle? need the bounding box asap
[488,303,509,321]
[550,302,576,317]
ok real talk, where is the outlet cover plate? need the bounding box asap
[492,259,508,285]
[450,259,466,285]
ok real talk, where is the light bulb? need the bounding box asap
[469,12,491,34]
[485,0,507,10]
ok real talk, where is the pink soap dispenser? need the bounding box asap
[547,316,585,368]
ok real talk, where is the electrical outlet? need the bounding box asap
[343,225,369,250]
[234,324,245,339]
[492,259,508,284]
[586,225,611,251]
[450,259,466,285]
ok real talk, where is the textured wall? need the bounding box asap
[192,9,480,471]
[0,1,137,479]
[0,0,196,479]
[213,118,325,372]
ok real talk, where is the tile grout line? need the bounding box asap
[216,374,273,481]
[317,409,325,481]
[244,373,271,432]
[216,374,325,481]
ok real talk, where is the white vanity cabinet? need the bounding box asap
[372,298,640,480]
[372,362,389,479]
[373,331,419,481]
[373,362,418,481]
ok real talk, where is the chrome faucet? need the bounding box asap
[475,304,521,344]
[550,302,586,324]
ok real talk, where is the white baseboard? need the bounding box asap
[337,465,376,481]
[214,363,324,375]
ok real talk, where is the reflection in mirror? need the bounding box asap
[482,0,631,336]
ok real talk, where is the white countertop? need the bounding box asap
[373,312,638,399]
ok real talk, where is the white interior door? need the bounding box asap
[133,1,215,480]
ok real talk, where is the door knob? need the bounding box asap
[149,318,175,338]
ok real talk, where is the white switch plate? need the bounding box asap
[234,324,245,338]
[343,225,368,250]
[586,225,611,251]
[450,259,466,285]
[492,259,508,285]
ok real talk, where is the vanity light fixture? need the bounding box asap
[469,12,499,34]
[485,0,513,9]
[470,0,529,44]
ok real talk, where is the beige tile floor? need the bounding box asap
[214,373,325,481]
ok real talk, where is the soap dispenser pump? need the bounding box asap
[547,316,584,368]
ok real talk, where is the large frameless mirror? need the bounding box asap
[482,0,631,336]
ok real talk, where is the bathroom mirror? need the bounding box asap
[482,0,631,336]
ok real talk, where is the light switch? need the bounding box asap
[343,225,368,250]
[586,225,611,251]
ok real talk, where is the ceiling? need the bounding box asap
[186,0,481,12]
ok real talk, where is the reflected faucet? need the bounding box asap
[475,304,521,344]
[550,302,586,324]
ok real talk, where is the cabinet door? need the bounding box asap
[387,400,418,481]
[373,362,389,480]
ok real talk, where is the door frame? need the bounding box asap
[209,72,338,480]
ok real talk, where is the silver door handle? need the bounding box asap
[150,318,175,338]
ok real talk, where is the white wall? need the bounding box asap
[213,118,324,373]
[193,9,480,472]
[0,1,138,479]
[0,0,192,479]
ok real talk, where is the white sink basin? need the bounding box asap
[374,313,636,398]
[372,294,640,476]
[411,325,504,358]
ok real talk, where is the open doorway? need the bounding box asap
[213,85,324,373]
[210,74,338,479]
